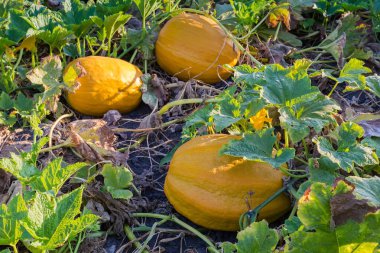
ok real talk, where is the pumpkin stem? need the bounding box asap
[239,178,299,230]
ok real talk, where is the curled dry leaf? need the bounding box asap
[85,200,111,223]
[358,119,380,138]
[67,119,128,165]
[136,113,162,132]
[331,181,379,226]
[141,73,169,110]
[103,110,122,126]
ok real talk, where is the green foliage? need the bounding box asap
[220,128,295,168]
[21,188,98,251]
[0,195,27,247]
[221,220,279,253]
[101,164,134,200]
[315,122,379,172]
[286,181,380,252]
[0,137,98,252]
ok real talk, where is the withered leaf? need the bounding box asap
[103,110,122,126]
[331,189,379,226]
[67,119,128,165]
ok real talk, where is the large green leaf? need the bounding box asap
[61,0,96,37]
[0,195,27,246]
[279,94,339,142]
[315,122,378,172]
[261,64,319,107]
[220,128,295,168]
[30,158,87,195]
[21,188,98,250]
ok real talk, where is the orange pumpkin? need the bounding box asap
[63,56,142,116]
[155,13,240,83]
[164,134,291,231]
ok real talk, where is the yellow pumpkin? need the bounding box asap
[155,13,240,84]
[164,134,291,231]
[64,56,142,116]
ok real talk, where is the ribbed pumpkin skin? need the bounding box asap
[65,56,143,116]
[155,13,240,84]
[164,134,291,231]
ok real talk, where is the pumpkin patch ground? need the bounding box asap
[1,1,380,253]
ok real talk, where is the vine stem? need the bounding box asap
[131,213,219,253]
[328,81,339,97]
[11,244,18,253]
[158,98,222,116]
[278,166,308,178]
[48,113,73,156]
[124,226,149,253]
[39,140,74,153]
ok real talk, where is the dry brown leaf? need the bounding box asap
[103,110,122,125]
[67,119,128,165]
[331,190,378,226]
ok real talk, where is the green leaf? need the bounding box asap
[0,195,27,246]
[338,58,372,92]
[14,93,33,112]
[279,94,339,142]
[30,158,87,195]
[220,128,295,168]
[61,0,96,37]
[309,157,339,185]
[0,153,40,184]
[366,75,380,98]
[37,26,72,52]
[101,164,134,200]
[347,176,380,207]
[21,188,98,250]
[26,56,64,103]
[283,216,302,235]
[0,111,17,127]
[315,122,378,172]
[362,137,380,157]
[0,92,14,110]
[103,12,131,39]
[6,10,31,43]
[235,220,279,253]
[96,0,132,17]
[297,183,332,230]
[261,64,319,107]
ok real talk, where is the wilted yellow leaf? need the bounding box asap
[16,36,37,52]
[267,5,291,30]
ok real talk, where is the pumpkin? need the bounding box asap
[64,56,143,116]
[164,134,291,231]
[155,13,240,84]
